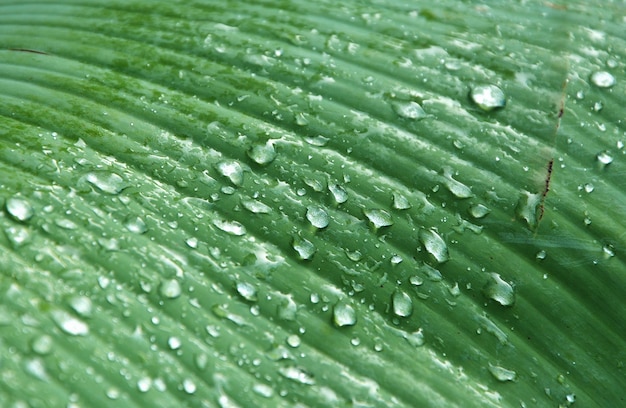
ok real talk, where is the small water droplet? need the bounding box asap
[213,219,246,236]
[182,379,196,394]
[241,198,272,214]
[419,229,449,264]
[106,387,120,400]
[592,101,604,112]
[277,294,298,321]
[247,141,277,165]
[278,366,315,385]
[442,169,473,198]
[328,183,348,204]
[253,383,274,398]
[168,336,182,350]
[137,377,152,393]
[483,273,515,306]
[536,250,547,260]
[6,197,34,222]
[333,302,356,327]
[31,335,54,355]
[363,209,393,230]
[583,183,594,193]
[469,84,506,111]
[392,101,427,119]
[292,235,316,260]
[215,160,244,186]
[469,203,490,219]
[123,216,147,234]
[286,334,301,348]
[391,290,413,317]
[392,193,411,210]
[404,329,425,347]
[304,135,330,146]
[51,310,89,336]
[236,281,258,302]
[409,275,424,286]
[602,244,615,258]
[185,237,199,248]
[4,225,31,247]
[306,205,329,229]
[596,150,613,168]
[68,296,93,318]
[488,363,517,382]
[160,279,182,299]
[83,171,126,194]
[346,250,363,262]
[590,71,616,88]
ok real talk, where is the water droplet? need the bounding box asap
[51,310,89,336]
[137,377,152,393]
[185,237,198,248]
[253,383,274,398]
[182,379,196,394]
[292,235,316,260]
[83,171,126,194]
[278,366,315,385]
[483,273,515,306]
[392,101,427,119]
[488,363,517,382]
[333,302,357,327]
[241,198,272,214]
[442,170,473,198]
[4,225,31,247]
[328,183,348,204]
[247,141,277,165]
[404,329,425,347]
[6,197,34,222]
[31,335,53,355]
[596,150,613,168]
[419,229,449,264]
[583,183,594,193]
[213,219,246,236]
[602,244,615,258]
[391,290,413,317]
[363,209,393,230]
[592,101,604,112]
[409,275,424,286]
[168,336,182,350]
[55,218,78,230]
[420,263,443,281]
[306,205,329,229]
[286,334,301,348]
[215,160,244,186]
[392,193,411,210]
[469,85,506,111]
[536,250,547,260]
[68,296,93,318]
[236,281,258,302]
[160,279,182,299]
[303,135,329,147]
[590,71,616,88]
[124,216,147,234]
[515,191,542,230]
[277,294,298,321]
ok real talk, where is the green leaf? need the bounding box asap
[1,1,624,407]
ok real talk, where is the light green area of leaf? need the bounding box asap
[1,1,624,407]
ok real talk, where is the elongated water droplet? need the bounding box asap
[590,71,616,88]
[292,235,316,260]
[216,160,244,186]
[278,366,315,385]
[392,101,427,119]
[442,171,473,198]
[51,310,89,336]
[84,171,126,194]
[469,85,506,111]
[247,141,277,165]
[469,204,490,219]
[363,209,393,230]
[488,363,517,382]
[241,198,272,214]
[419,229,449,264]
[6,197,34,222]
[306,205,329,229]
[483,273,515,306]
[213,219,246,236]
[328,183,348,204]
[391,290,413,317]
[333,302,356,327]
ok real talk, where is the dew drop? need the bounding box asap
[124,216,147,234]
[583,183,594,193]
[392,193,411,210]
[536,250,547,260]
[392,101,427,119]
[253,383,274,398]
[469,85,506,111]
[596,150,613,168]
[488,363,517,382]
[419,229,449,264]
[159,279,182,299]
[168,336,182,350]
[83,171,126,194]
[185,237,198,248]
[286,334,301,348]
[278,366,315,385]
[6,197,34,222]
[31,335,54,355]
[442,170,473,198]
[333,302,356,327]
[306,205,329,229]
[469,203,490,219]
[292,235,316,260]
[304,135,329,147]
[363,208,393,230]
[241,198,272,214]
[409,275,424,286]
[215,160,244,186]
[404,329,425,347]
[51,310,89,336]
[213,219,246,236]
[137,377,152,393]
[182,379,196,394]
[328,183,348,204]
[68,295,93,318]
[515,191,542,230]
[590,71,616,88]
[236,281,258,302]
[247,141,277,165]
[391,290,413,317]
[483,273,515,306]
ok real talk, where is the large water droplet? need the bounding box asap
[442,170,473,198]
[278,366,315,385]
[392,193,411,210]
[488,363,517,382]
[306,205,329,229]
[51,310,89,336]
[483,273,515,306]
[292,235,316,260]
[392,101,427,119]
[213,219,246,236]
[247,141,277,165]
[160,279,182,299]
[515,191,541,230]
[590,71,616,88]
[328,183,348,204]
[419,229,449,264]
[363,209,393,230]
[236,281,258,302]
[83,171,126,194]
[6,197,34,222]
[391,290,413,317]
[469,85,506,111]
[333,302,356,327]
[216,160,244,186]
